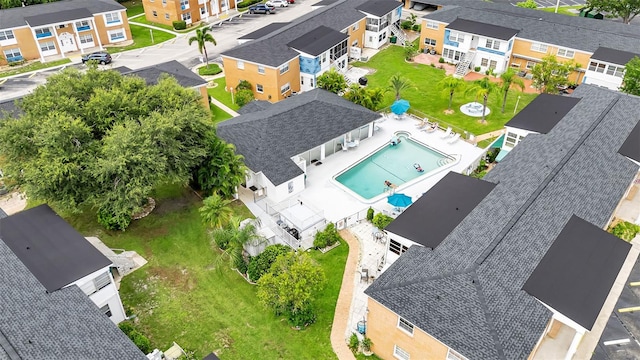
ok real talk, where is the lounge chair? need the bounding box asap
[447,133,461,144]
[423,122,438,133]
[440,127,452,139]
[415,119,428,129]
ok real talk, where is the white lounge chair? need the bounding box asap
[422,122,438,133]
[448,133,461,144]
[440,127,452,139]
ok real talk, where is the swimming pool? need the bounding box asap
[334,134,455,201]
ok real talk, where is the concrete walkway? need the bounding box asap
[475,129,506,142]
[330,229,360,360]
[210,97,239,117]
[128,20,180,36]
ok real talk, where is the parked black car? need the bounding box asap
[81,51,112,65]
[248,4,276,14]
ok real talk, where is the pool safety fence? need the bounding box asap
[377,108,475,141]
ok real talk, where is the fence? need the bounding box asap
[378,107,475,141]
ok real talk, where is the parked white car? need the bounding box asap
[266,0,288,7]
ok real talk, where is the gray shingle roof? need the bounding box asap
[217,89,380,186]
[222,0,366,67]
[287,25,349,56]
[424,0,640,54]
[121,60,207,88]
[446,18,518,41]
[366,84,640,360]
[619,119,640,163]
[237,100,273,114]
[591,47,640,65]
[238,22,290,40]
[356,0,402,17]
[24,7,93,27]
[0,240,145,360]
[0,0,124,30]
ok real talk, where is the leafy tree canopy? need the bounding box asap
[586,0,640,24]
[0,67,212,229]
[516,0,537,8]
[317,69,348,94]
[530,55,579,94]
[621,56,640,96]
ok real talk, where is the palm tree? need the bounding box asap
[499,68,525,113]
[212,216,264,271]
[199,193,234,229]
[388,74,412,100]
[465,77,498,124]
[197,137,246,198]
[366,87,387,111]
[317,69,348,94]
[438,75,465,110]
[188,27,217,66]
[344,83,369,107]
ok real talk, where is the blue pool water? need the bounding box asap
[335,137,451,200]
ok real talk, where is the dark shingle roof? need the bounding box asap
[355,0,402,17]
[121,60,207,88]
[314,0,340,6]
[238,22,290,40]
[0,239,146,360]
[619,119,640,163]
[385,172,496,249]
[424,0,640,54]
[591,47,640,65]
[217,89,380,186]
[287,26,349,56]
[24,7,93,27]
[366,84,640,360]
[0,204,112,292]
[0,0,124,30]
[446,18,518,41]
[523,215,631,330]
[505,93,581,134]
[222,0,366,66]
[0,208,7,219]
[237,100,273,114]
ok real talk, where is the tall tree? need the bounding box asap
[343,85,386,111]
[465,77,498,124]
[188,27,217,66]
[438,75,466,110]
[317,69,347,94]
[196,136,246,198]
[531,55,580,94]
[586,0,640,24]
[388,74,413,100]
[0,67,212,229]
[199,193,234,229]
[211,216,264,272]
[621,56,640,96]
[499,68,525,113]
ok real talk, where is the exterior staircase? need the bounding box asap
[330,59,348,75]
[390,23,407,46]
[453,50,476,78]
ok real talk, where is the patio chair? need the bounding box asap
[423,122,438,133]
[439,127,452,139]
[448,133,461,144]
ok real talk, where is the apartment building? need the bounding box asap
[141,0,237,27]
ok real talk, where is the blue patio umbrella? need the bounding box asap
[387,193,413,208]
[390,99,410,115]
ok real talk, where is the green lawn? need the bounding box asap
[352,46,538,136]
[130,16,206,33]
[211,103,234,124]
[63,184,346,359]
[540,5,581,16]
[107,24,176,53]
[121,0,145,18]
[477,136,498,149]
[208,79,240,111]
[0,58,71,78]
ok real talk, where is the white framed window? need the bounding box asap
[281,82,291,95]
[34,27,52,38]
[389,239,408,255]
[79,34,94,44]
[481,58,488,67]
[0,30,15,41]
[258,65,265,74]
[485,39,500,50]
[448,32,464,43]
[606,65,624,78]
[556,48,574,59]
[94,271,111,290]
[165,13,170,20]
[588,61,605,73]
[200,6,206,15]
[3,48,22,62]
[58,24,67,29]
[162,0,167,4]
[152,10,158,17]
[100,304,112,317]
[108,28,126,42]
[443,48,464,61]
[505,131,526,148]
[104,12,121,25]
[352,22,359,31]
[75,20,91,30]
[280,62,289,74]
[489,60,497,69]
[526,61,536,70]
[530,42,548,53]
[321,53,327,64]
[310,78,314,87]
[424,38,436,46]
[397,317,414,335]
[426,21,438,29]
[237,61,244,69]
[256,84,264,93]
[39,41,56,51]
[394,345,410,360]
[287,181,294,193]
[181,12,191,21]
[180,0,190,10]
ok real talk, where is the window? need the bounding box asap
[331,39,348,60]
[378,32,387,42]
[389,239,408,255]
[287,181,294,193]
[394,345,410,360]
[352,39,358,47]
[398,317,414,335]
[321,53,327,64]
[281,82,291,95]
[588,61,605,73]
[256,84,263,93]
[39,41,56,51]
[237,61,244,69]
[352,22,359,31]
[310,78,314,87]
[526,61,536,69]
[530,42,547,53]
[556,48,574,58]
[58,24,66,29]
[280,63,289,74]
[94,271,111,291]
[481,58,488,67]
[258,65,265,74]
[100,304,112,317]
[79,34,93,44]
[34,27,52,38]
[163,0,167,4]
[180,0,189,10]
[424,38,436,46]
[152,10,158,17]
[489,60,497,69]
[165,13,170,20]
[3,48,22,62]
[75,20,90,30]
[505,131,525,148]
[182,12,191,21]
[105,12,121,24]
[485,39,500,50]
[426,21,438,29]
[443,48,463,61]
[0,30,15,41]
[606,65,624,78]
[449,32,464,43]
[108,29,125,41]
[200,6,206,15]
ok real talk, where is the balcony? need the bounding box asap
[77,25,91,31]
[35,31,52,39]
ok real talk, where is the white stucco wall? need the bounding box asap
[69,266,127,324]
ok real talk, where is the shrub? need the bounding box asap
[119,322,152,354]
[198,63,222,76]
[372,213,393,230]
[287,306,317,327]
[430,63,436,67]
[214,233,229,250]
[236,80,252,91]
[438,57,445,63]
[247,244,291,282]
[348,333,360,354]
[313,223,341,249]
[400,20,412,30]
[97,207,131,231]
[516,0,537,9]
[474,66,481,72]
[412,24,421,32]
[8,59,25,67]
[234,253,249,274]
[118,322,135,336]
[366,208,374,221]
[362,337,373,352]
[237,0,261,10]
[172,20,186,30]
[610,221,640,241]
[235,89,255,107]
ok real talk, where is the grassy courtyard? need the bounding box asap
[352,46,538,136]
[108,24,176,53]
[208,79,240,111]
[540,5,581,16]
[62,184,347,359]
